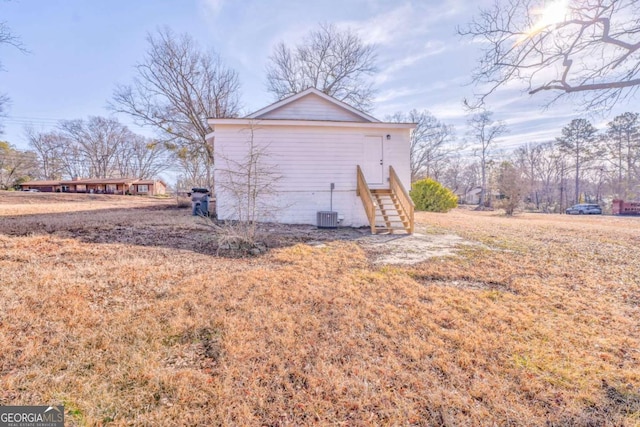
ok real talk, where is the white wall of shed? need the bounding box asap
[213,124,411,227]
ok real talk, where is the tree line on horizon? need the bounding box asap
[409,111,640,214]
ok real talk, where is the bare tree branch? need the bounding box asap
[266,23,377,112]
[24,126,65,180]
[467,110,508,206]
[0,17,27,133]
[387,110,456,181]
[555,118,599,203]
[603,111,640,198]
[26,118,170,180]
[459,0,640,110]
[0,21,24,54]
[111,27,240,188]
[59,117,132,179]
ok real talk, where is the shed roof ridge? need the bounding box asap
[244,88,380,123]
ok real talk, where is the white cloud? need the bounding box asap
[499,127,560,146]
[374,40,449,85]
[375,76,467,107]
[502,110,577,128]
[425,99,468,120]
[200,0,226,18]
[337,1,465,47]
[331,3,412,46]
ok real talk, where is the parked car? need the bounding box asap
[566,204,602,215]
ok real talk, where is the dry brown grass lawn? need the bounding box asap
[0,192,639,426]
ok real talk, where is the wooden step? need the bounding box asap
[375,213,407,219]
[374,227,410,235]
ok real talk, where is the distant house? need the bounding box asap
[20,178,166,195]
[612,199,640,215]
[208,88,416,233]
[458,186,501,205]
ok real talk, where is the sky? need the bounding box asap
[1,0,636,181]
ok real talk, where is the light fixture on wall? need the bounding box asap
[386,134,391,140]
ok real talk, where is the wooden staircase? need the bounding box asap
[370,189,411,234]
[357,165,414,234]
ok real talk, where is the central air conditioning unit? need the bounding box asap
[317,182,338,228]
[317,211,338,228]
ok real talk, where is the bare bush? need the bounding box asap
[206,123,282,254]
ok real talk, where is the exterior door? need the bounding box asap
[363,136,384,185]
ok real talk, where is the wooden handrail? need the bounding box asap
[356,165,377,234]
[389,166,414,234]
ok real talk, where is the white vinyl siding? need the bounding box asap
[214,124,411,226]
[255,93,366,122]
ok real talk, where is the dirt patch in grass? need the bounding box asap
[357,232,477,265]
[1,197,639,425]
[413,274,517,294]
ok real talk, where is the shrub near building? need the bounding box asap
[410,178,458,212]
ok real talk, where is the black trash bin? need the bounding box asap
[191,188,210,216]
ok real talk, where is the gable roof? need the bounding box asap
[246,88,380,123]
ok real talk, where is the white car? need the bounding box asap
[565,204,602,215]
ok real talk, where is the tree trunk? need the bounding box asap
[575,152,580,204]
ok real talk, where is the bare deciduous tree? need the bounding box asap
[604,112,639,198]
[59,142,90,180]
[387,110,455,181]
[266,23,377,111]
[495,161,527,215]
[59,117,132,179]
[115,134,169,179]
[533,142,565,211]
[556,118,599,203]
[25,126,64,180]
[112,27,241,188]
[26,117,169,180]
[459,0,640,109]
[439,154,464,195]
[514,142,544,208]
[172,145,212,190]
[24,128,89,179]
[467,110,507,207]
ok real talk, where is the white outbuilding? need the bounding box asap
[208,88,415,233]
